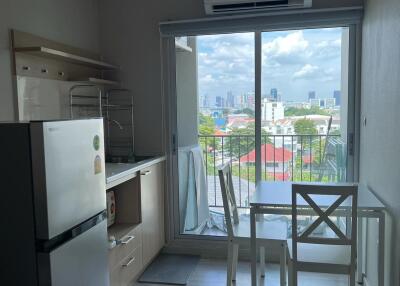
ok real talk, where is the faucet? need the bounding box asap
[106,118,123,130]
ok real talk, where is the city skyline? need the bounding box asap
[200,88,341,109]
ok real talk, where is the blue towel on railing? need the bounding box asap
[178,145,210,232]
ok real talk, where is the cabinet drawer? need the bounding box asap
[110,246,142,286]
[109,225,142,269]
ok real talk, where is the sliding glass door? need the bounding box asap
[261,27,350,183]
[172,26,355,238]
[175,33,255,236]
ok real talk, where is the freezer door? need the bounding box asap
[38,219,109,286]
[31,119,106,239]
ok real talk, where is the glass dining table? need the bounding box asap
[249,181,386,286]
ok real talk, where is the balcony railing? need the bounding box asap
[199,134,344,208]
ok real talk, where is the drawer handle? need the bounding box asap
[121,235,135,245]
[122,257,135,267]
[140,170,152,176]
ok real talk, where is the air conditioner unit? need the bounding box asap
[204,0,312,15]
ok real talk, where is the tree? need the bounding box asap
[285,106,330,117]
[198,113,218,152]
[222,108,231,117]
[226,122,270,158]
[294,118,318,135]
[198,113,215,135]
[233,108,255,118]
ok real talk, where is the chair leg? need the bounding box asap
[288,259,297,286]
[349,271,356,286]
[280,242,287,286]
[260,246,266,278]
[232,244,239,281]
[227,241,234,286]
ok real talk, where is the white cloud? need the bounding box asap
[292,64,337,82]
[264,31,309,56]
[263,31,311,65]
[199,74,216,84]
[197,33,255,97]
[293,64,320,79]
[196,28,342,101]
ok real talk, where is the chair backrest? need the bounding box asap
[218,163,239,238]
[291,183,358,264]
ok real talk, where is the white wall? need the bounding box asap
[98,0,204,155]
[176,37,199,148]
[360,0,400,285]
[98,0,363,155]
[0,0,100,121]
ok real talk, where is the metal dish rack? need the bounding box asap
[69,85,134,162]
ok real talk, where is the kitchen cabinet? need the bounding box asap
[106,158,165,286]
[140,161,165,267]
[109,225,142,286]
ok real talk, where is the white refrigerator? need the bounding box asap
[0,119,109,286]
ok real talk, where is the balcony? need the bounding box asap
[199,134,345,209]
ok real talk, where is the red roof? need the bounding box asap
[240,144,293,163]
[214,130,226,136]
[228,118,255,125]
[270,172,291,181]
[302,154,314,164]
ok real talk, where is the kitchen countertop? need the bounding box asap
[105,155,166,189]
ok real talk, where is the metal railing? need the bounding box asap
[199,134,344,208]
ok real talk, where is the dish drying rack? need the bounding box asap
[69,85,134,162]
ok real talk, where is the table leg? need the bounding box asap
[250,206,257,286]
[357,217,363,284]
[377,212,385,286]
[280,242,287,286]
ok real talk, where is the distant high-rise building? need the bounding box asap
[310,99,320,107]
[325,98,336,108]
[241,92,255,109]
[216,96,225,108]
[201,94,209,107]
[247,95,255,109]
[261,99,284,122]
[320,99,325,108]
[270,88,278,101]
[333,90,341,106]
[308,91,316,100]
[204,94,209,107]
[226,91,235,108]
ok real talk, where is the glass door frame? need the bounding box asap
[161,14,362,245]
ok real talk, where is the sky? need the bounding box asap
[197,27,344,103]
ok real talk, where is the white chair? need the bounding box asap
[287,183,358,286]
[218,163,287,286]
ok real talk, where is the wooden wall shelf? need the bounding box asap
[14,46,119,70]
[72,77,120,86]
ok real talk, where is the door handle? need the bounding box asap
[122,257,136,267]
[349,133,354,156]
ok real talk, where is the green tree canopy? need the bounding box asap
[233,108,255,118]
[222,108,231,117]
[227,123,270,158]
[294,118,318,135]
[198,113,215,135]
[285,106,330,117]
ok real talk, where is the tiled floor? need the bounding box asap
[133,258,349,286]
